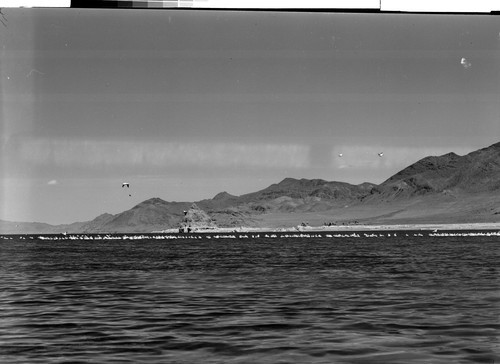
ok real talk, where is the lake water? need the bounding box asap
[1,231,499,363]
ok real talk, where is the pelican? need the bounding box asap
[460,57,471,69]
[122,182,130,188]
[26,69,45,77]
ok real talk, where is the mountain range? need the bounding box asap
[2,142,499,233]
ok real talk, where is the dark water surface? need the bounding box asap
[1,232,499,363]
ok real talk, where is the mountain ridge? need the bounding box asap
[367,141,500,201]
[2,142,499,233]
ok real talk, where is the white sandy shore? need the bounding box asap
[155,222,500,234]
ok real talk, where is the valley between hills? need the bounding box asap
[2,142,499,234]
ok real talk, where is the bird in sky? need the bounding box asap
[460,57,471,69]
[122,182,130,188]
[26,69,45,77]
[338,153,343,157]
[378,152,384,157]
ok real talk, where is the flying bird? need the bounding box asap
[378,152,384,157]
[338,153,343,157]
[460,57,471,69]
[122,182,130,188]
[26,69,45,77]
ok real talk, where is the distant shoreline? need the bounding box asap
[2,222,499,236]
[155,222,500,234]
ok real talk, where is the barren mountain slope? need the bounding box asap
[366,142,500,201]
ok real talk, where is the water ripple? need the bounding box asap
[0,234,499,363]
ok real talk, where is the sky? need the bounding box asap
[1,8,499,224]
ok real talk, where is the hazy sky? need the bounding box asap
[1,9,499,224]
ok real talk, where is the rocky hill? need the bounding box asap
[195,178,377,216]
[80,198,191,233]
[180,203,217,231]
[240,178,375,201]
[367,142,500,200]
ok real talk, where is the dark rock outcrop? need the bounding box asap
[180,203,217,231]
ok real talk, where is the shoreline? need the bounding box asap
[2,222,499,236]
[155,222,500,234]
